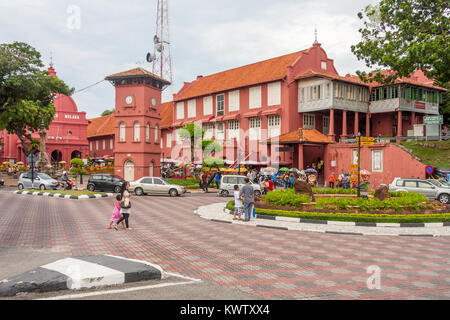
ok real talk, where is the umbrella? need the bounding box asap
[289,168,299,172]
[279,167,290,172]
[360,169,371,176]
[176,162,185,168]
[305,168,317,173]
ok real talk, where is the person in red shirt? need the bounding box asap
[329,173,335,189]
[267,178,274,192]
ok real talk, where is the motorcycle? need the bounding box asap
[58,178,75,190]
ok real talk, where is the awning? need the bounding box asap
[223,113,241,121]
[173,120,185,127]
[265,128,334,145]
[243,110,262,118]
[262,107,282,116]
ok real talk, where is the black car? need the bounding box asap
[87,174,125,193]
[0,178,4,186]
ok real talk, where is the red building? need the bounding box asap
[86,115,115,159]
[0,66,88,165]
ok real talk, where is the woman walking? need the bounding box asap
[114,181,132,230]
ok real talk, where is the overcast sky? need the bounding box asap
[0,0,377,119]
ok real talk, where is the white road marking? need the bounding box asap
[35,280,202,300]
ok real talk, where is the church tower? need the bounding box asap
[105,68,170,181]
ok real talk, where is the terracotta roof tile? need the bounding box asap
[160,101,174,128]
[175,50,306,101]
[105,67,170,84]
[296,70,368,86]
[87,115,115,138]
[266,129,333,144]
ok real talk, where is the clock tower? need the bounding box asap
[105,68,170,181]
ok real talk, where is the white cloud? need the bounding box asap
[0,0,377,118]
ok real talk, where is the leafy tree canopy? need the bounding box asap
[101,109,114,116]
[351,0,449,85]
[0,42,73,155]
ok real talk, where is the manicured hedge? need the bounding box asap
[166,178,201,189]
[225,200,450,223]
[263,189,311,206]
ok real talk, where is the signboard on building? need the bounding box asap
[424,115,444,125]
[415,102,426,109]
[414,124,424,137]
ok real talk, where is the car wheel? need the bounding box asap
[169,189,178,197]
[220,189,229,197]
[114,185,122,193]
[438,193,449,204]
[40,184,46,191]
[135,188,144,196]
[254,190,261,197]
[18,183,24,190]
[87,184,95,192]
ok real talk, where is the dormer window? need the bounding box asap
[321,61,327,70]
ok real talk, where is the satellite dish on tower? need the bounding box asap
[146,52,156,63]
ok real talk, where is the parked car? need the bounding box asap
[87,174,126,193]
[17,172,58,190]
[218,175,262,197]
[428,180,450,188]
[389,178,450,204]
[129,176,186,197]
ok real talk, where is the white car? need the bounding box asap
[218,175,262,197]
[129,177,186,197]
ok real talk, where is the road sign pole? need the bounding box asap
[357,134,361,198]
[31,154,34,187]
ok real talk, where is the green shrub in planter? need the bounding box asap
[263,189,310,207]
[70,158,84,167]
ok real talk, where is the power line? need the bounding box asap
[73,79,106,94]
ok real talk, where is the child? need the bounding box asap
[108,195,126,230]
[233,185,243,221]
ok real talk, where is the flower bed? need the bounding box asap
[226,200,450,223]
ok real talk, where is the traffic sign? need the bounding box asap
[349,164,358,169]
[423,115,443,125]
[350,177,358,182]
[360,142,375,146]
[349,171,359,175]
[357,137,375,142]
[426,166,434,174]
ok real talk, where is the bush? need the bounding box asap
[263,189,311,207]
[70,158,84,167]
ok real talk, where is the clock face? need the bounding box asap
[125,96,133,105]
[151,98,157,106]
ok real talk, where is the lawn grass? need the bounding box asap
[23,189,107,196]
[399,141,450,168]
[226,200,450,223]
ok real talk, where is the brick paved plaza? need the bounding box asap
[1,190,449,300]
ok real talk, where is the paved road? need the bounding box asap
[0,189,449,299]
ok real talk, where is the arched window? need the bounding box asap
[119,122,126,142]
[134,122,140,142]
[155,124,159,143]
[146,123,150,142]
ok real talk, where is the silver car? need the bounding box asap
[17,172,58,190]
[218,175,262,197]
[129,177,186,197]
[389,178,450,204]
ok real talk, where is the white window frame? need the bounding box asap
[303,114,315,129]
[154,124,159,143]
[249,117,261,140]
[228,90,240,112]
[166,132,172,148]
[321,61,327,70]
[372,150,383,173]
[176,102,184,120]
[187,99,196,118]
[216,94,225,115]
[249,86,262,109]
[119,122,126,142]
[203,123,214,140]
[89,141,92,151]
[228,120,240,140]
[134,122,140,142]
[146,123,150,142]
[102,139,106,150]
[267,115,281,139]
[215,122,225,141]
[203,96,213,115]
[110,139,113,149]
[268,81,281,106]
[95,140,99,150]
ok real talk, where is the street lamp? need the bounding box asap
[79,147,83,185]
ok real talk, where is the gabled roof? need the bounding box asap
[265,129,333,145]
[105,67,170,84]
[87,115,115,138]
[160,101,174,129]
[174,50,307,101]
[296,69,369,86]
[369,70,447,91]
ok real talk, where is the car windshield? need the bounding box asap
[38,174,53,180]
[441,181,450,187]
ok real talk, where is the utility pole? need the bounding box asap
[357,132,361,198]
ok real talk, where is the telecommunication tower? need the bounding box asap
[146,0,173,84]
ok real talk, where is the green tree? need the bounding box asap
[0,42,73,156]
[178,122,205,164]
[351,0,449,122]
[101,109,114,116]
